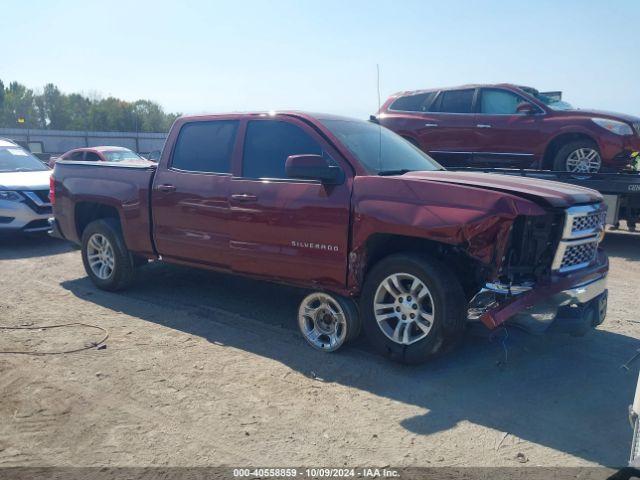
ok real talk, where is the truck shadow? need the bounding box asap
[0,234,76,260]
[62,259,638,467]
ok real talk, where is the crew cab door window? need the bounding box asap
[171,120,238,173]
[242,120,322,179]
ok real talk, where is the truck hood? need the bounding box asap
[0,170,52,190]
[402,171,601,208]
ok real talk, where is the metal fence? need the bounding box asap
[0,127,167,155]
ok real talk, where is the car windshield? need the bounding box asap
[103,150,144,162]
[320,118,443,175]
[0,146,49,172]
[519,87,574,111]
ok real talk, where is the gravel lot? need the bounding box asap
[0,230,639,468]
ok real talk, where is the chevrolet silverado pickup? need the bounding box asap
[50,112,609,364]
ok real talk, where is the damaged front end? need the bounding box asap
[469,203,609,335]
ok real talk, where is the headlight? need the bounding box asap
[592,118,634,136]
[0,191,24,202]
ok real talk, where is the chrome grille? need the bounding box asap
[553,203,605,273]
[561,240,598,271]
[571,210,606,236]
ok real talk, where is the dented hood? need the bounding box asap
[402,171,601,208]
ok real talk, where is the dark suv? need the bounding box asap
[375,84,640,173]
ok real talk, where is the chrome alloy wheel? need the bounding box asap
[298,293,348,352]
[373,273,435,345]
[566,148,601,173]
[86,233,115,280]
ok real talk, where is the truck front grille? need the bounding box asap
[552,204,605,273]
[571,210,606,237]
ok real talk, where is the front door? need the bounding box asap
[151,119,239,268]
[228,118,351,291]
[472,88,544,168]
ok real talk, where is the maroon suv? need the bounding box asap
[376,84,640,173]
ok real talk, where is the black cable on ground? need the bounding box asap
[0,323,109,355]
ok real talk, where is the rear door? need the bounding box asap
[473,88,545,168]
[228,117,351,291]
[151,119,239,268]
[421,88,479,166]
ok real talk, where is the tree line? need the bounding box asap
[0,80,180,133]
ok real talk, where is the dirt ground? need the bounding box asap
[0,229,639,468]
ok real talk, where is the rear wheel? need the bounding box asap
[81,219,135,291]
[553,140,602,173]
[360,253,466,364]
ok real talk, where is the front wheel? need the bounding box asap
[553,140,602,173]
[360,253,466,364]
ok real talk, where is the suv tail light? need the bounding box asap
[49,175,55,205]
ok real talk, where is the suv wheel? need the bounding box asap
[360,253,466,364]
[81,218,135,291]
[553,140,602,173]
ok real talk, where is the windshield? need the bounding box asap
[0,147,49,172]
[103,150,144,162]
[519,87,574,111]
[320,118,443,174]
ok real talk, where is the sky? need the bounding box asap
[1,0,639,119]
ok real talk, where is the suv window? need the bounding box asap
[85,151,101,161]
[389,92,436,112]
[480,89,526,114]
[242,120,322,179]
[431,89,475,113]
[172,120,238,173]
[67,151,85,161]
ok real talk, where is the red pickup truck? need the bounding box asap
[50,112,609,363]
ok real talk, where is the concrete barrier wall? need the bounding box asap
[0,128,167,154]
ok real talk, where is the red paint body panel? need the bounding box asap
[52,111,608,330]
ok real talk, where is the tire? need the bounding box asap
[298,292,361,352]
[81,218,135,291]
[552,140,602,173]
[360,253,466,364]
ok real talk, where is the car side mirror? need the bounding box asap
[285,154,342,184]
[516,102,536,114]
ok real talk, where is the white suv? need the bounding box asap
[0,139,52,234]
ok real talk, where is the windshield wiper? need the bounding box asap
[377,169,414,176]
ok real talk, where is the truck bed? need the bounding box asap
[52,160,157,256]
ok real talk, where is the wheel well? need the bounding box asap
[74,202,120,239]
[542,132,598,169]
[362,233,485,299]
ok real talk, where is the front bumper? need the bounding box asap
[508,275,607,335]
[477,251,608,334]
[0,199,52,234]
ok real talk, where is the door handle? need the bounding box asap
[230,193,258,202]
[155,184,176,192]
[476,124,492,128]
[424,123,438,127]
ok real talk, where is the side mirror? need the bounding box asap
[516,102,536,115]
[285,154,342,184]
